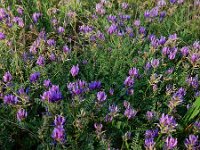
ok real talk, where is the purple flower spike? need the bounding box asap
[133,20,140,27]
[58,26,65,34]
[146,111,154,121]
[54,115,65,127]
[30,72,40,83]
[194,121,200,131]
[165,136,178,150]
[32,12,41,23]
[129,67,139,77]
[180,46,189,57]
[41,85,62,102]
[107,24,118,34]
[89,81,101,90]
[0,32,6,40]
[94,123,103,132]
[36,56,45,66]
[63,45,71,53]
[4,94,18,105]
[121,2,129,9]
[70,65,79,77]
[124,76,134,87]
[184,135,199,149]
[51,127,65,143]
[97,91,107,102]
[124,107,137,119]
[17,7,24,15]
[144,138,156,150]
[151,59,160,68]
[159,113,177,133]
[43,79,52,88]
[3,71,12,82]
[47,39,56,47]
[17,108,27,121]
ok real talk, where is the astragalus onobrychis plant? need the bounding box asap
[0,0,200,149]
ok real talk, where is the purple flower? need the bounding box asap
[139,26,146,34]
[184,135,199,149]
[94,123,103,132]
[168,47,178,60]
[145,62,152,70]
[166,67,174,74]
[144,138,156,150]
[36,56,45,66]
[96,31,105,41]
[17,108,27,121]
[194,0,200,6]
[18,88,26,95]
[151,59,160,68]
[124,107,137,119]
[146,111,154,121]
[193,41,200,50]
[70,65,79,77]
[41,85,62,102]
[109,88,114,95]
[129,67,139,77]
[3,71,12,82]
[57,26,65,34]
[17,7,24,15]
[13,17,24,27]
[107,15,117,23]
[124,76,134,87]
[30,72,40,83]
[4,94,18,105]
[54,115,65,127]
[43,79,52,88]
[51,18,58,26]
[121,2,129,9]
[159,36,166,45]
[159,113,177,133]
[194,121,200,131]
[0,32,6,40]
[96,3,105,15]
[63,45,71,53]
[177,0,184,4]
[190,53,200,65]
[0,8,7,20]
[47,39,56,47]
[165,136,178,150]
[170,0,177,4]
[168,33,178,41]
[79,25,93,33]
[67,80,88,96]
[133,20,140,27]
[162,47,170,56]
[107,24,118,34]
[51,127,65,142]
[180,46,189,57]
[123,100,130,108]
[89,81,101,90]
[187,75,199,89]
[168,88,186,109]
[157,0,167,7]
[109,104,119,115]
[145,129,158,139]
[50,53,56,61]
[32,12,41,23]
[97,91,107,102]
[144,10,150,18]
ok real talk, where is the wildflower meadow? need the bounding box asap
[0,0,200,149]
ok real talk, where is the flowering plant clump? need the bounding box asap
[0,0,200,149]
